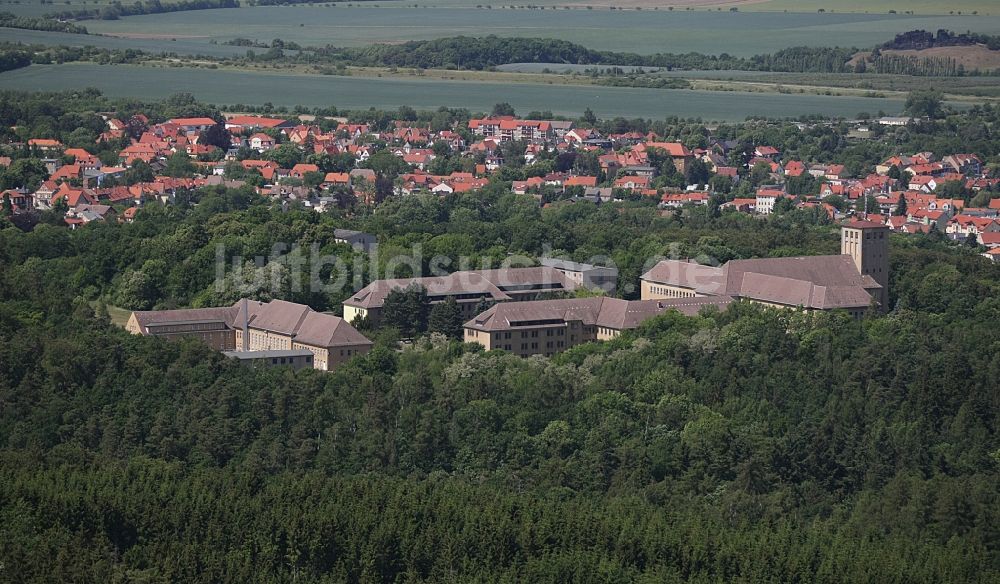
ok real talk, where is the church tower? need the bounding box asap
[842,220,889,310]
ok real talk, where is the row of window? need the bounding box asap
[495,326,570,341]
[270,356,312,365]
[499,339,568,353]
[648,285,694,298]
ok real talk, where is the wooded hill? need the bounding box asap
[0,90,998,581]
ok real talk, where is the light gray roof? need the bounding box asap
[540,257,616,273]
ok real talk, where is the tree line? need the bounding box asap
[882,28,1000,51]
[0,10,88,34]
[46,0,239,21]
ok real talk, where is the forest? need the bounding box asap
[0,90,998,581]
[1,187,998,581]
[300,37,861,74]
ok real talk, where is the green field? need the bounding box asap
[5,0,995,16]
[497,64,1000,96]
[746,0,997,14]
[0,62,911,119]
[0,27,251,57]
[75,7,1000,56]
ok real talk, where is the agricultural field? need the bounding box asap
[497,64,1000,97]
[3,0,998,14]
[0,63,912,120]
[0,27,251,57]
[423,0,998,12]
[74,7,1000,56]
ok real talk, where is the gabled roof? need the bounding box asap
[169,117,217,127]
[464,296,733,333]
[645,142,692,157]
[643,254,878,311]
[641,260,726,295]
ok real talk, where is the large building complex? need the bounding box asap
[640,222,888,317]
[126,299,373,371]
[343,266,581,325]
[463,296,732,357]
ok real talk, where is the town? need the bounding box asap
[2,105,996,368]
[5,110,998,258]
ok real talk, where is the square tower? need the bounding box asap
[842,220,889,310]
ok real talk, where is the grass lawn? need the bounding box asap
[90,301,132,328]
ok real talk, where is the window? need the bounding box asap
[272,358,278,364]
[280,357,286,364]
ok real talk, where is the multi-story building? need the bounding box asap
[333,229,377,252]
[467,118,559,142]
[540,258,618,294]
[343,266,580,325]
[641,223,888,317]
[464,296,733,357]
[126,299,373,371]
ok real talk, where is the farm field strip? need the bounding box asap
[0,62,912,120]
[76,8,1000,56]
